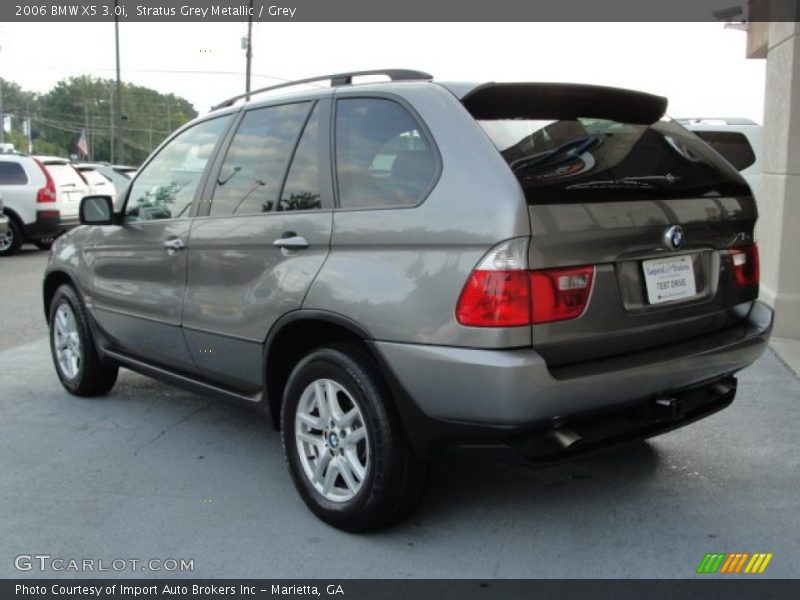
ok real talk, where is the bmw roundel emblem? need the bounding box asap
[664,225,685,251]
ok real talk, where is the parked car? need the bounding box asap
[74,163,117,207]
[676,118,762,192]
[0,154,86,255]
[43,70,773,531]
[77,163,136,209]
[0,197,9,240]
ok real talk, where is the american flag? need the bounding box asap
[76,130,88,158]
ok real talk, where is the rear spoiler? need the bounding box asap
[462,83,668,125]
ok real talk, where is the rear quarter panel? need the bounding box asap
[303,83,532,348]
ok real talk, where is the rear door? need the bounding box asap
[89,114,233,372]
[182,97,334,391]
[465,84,758,366]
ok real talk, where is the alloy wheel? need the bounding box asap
[53,302,82,380]
[0,227,14,253]
[294,378,369,502]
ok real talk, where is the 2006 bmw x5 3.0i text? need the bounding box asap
[43,70,773,531]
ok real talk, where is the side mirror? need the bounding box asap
[79,195,116,225]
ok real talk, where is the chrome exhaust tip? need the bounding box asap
[548,427,582,450]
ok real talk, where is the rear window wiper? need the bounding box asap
[510,135,600,177]
[566,174,681,190]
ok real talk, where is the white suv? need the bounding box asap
[677,118,762,191]
[0,154,88,256]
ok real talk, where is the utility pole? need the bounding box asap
[113,0,123,164]
[109,87,115,163]
[83,101,89,160]
[0,78,5,147]
[0,45,5,146]
[25,100,32,153]
[245,0,253,98]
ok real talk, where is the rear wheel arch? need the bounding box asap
[2,207,26,229]
[263,312,379,428]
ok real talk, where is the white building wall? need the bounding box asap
[756,21,800,337]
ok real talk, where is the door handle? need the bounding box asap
[163,238,186,252]
[273,235,309,250]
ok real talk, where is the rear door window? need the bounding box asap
[278,103,329,211]
[210,102,311,216]
[477,117,751,203]
[335,98,437,209]
[0,161,28,185]
[692,131,756,172]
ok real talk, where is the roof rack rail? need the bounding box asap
[212,69,433,110]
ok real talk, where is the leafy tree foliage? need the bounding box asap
[1,75,196,166]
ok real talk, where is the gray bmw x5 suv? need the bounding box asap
[43,70,773,531]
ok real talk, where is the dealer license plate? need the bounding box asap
[642,255,697,305]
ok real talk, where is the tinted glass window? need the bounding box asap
[79,168,113,189]
[126,116,230,221]
[279,104,324,211]
[0,161,28,185]
[693,131,756,172]
[211,103,310,216]
[45,163,86,188]
[336,98,436,208]
[478,118,750,203]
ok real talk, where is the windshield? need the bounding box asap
[478,117,750,203]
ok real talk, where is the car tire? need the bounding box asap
[281,343,428,532]
[49,284,118,397]
[0,218,23,256]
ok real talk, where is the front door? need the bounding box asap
[88,115,233,372]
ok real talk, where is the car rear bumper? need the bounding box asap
[23,211,80,240]
[370,301,773,455]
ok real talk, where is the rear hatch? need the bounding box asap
[40,160,88,218]
[463,83,759,367]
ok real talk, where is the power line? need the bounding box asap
[11,65,296,81]
[33,117,169,136]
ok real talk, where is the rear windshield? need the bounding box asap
[477,117,751,203]
[45,163,86,188]
[78,168,111,187]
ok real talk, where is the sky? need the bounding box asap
[0,22,766,122]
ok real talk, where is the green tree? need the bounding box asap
[0,77,37,152]
[33,75,197,165]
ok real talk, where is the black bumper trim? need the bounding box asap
[23,211,79,240]
[506,375,737,463]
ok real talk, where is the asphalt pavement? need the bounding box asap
[0,248,798,578]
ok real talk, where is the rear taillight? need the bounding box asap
[456,239,595,327]
[730,243,759,288]
[530,265,595,324]
[456,270,532,327]
[456,238,531,327]
[34,159,57,203]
